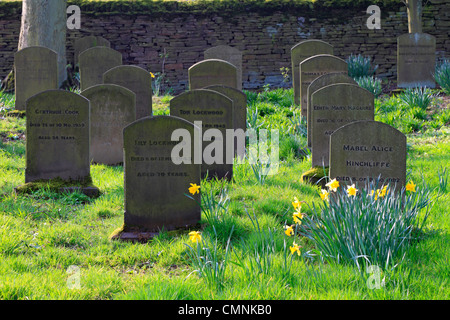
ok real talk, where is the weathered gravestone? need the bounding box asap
[79,47,122,91]
[204,45,243,90]
[114,116,201,240]
[307,73,357,147]
[300,54,347,117]
[330,120,406,190]
[189,59,238,90]
[204,85,246,158]
[311,83,374,167]
[73,35,110,67]
[25,90,91,183]
[170,89,234,180]
[291,40,333,106]
[103,65,152,119]
[397,33,436,88]
[14,46,58,111]
[81,84,136,165]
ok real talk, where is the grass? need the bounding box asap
[0,88,449,300]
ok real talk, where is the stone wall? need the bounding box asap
[0,0,449,94]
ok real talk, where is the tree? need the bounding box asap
[403,0,423,33]
[2,0,67,91]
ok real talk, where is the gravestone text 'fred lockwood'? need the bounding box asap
[291,40,334,106]
[330,120,407,190]
[103,65,152,119]
[25,90,91,183]
[81,84,136,165]
[14,46,58,111]
[170,89,234,180]
[189,59,238,90]
[79,46,122,91]
[121,116,201,237]
[311,83,374,167]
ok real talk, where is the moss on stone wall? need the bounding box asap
[0,0,404,20]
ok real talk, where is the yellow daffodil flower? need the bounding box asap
[189,231,202,243]
[150,72,155,78]
[347,184,358,197]
[289,241,301,256]
[325,178,339,192]
[405,181,416,192]
[293,208,304,224]
[320,189,329,201]
[284,225,294,237]
[379,185,388,197]
[292,197,301,210]
[188,183,200,195]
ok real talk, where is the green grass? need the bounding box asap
[0,89,449,300]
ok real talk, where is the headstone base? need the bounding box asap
[300,166,329,189]
[110,224,202,243]
[14,178,100,198]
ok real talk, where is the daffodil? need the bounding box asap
[325,178,339,192]
[289,241,301,256]
[379,185,388,197]
[284,225,294,237]
[320,189,329,201]
[188,183,200,195]
[347,184,358,197]
[188,231,202,243]
[405,181,416,192]
[150,72,155,78]
[292,197,301,210]
[293,208,304,224]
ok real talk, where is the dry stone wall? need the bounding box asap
[0,1,449,94]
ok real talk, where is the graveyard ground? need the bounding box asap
[0,88,449,299]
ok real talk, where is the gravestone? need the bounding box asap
[204,85,246,158]
[81,84,136,165]
[307,73,357,147]
[299,54,347,117]
[311,83,374,167]
[397,33,436,88]
[79,47,122,91]
[103,65,152,119]
[170,89,234,179]
[25,90,90,183]
[188,59,238,90]
[204,45,243,90]
[14,46,58,111]
[330,120,406,190]
[291,40,334,106]
[73,35,110,67]
[117,116,201,239]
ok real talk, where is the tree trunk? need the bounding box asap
[18,0,67,87]
[406,0,423,33]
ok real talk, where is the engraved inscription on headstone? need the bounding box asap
[79,47,122,91]
[25,90,90,183]
[307,73,357,147]
[291,40,333,105]
[330,120,406,190]
[188,59,238,90]
[397,33,436,88]
[123,116,201,232]
[103,65,152,119]
[14,46,58,111]
[204,85,246,158]
[81,84,136,165]
[204,45,243,90]
[311,83,374,167]
[170,89,234,179]
[300,54,348,117]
